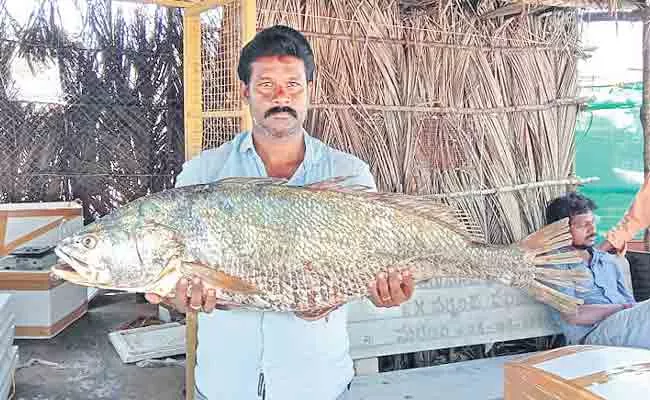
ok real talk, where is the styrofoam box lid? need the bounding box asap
[0,201,82,211]
[0,317,15,358]
[0,295,10,318]
[108,322,185,364]
[0,346,18,400]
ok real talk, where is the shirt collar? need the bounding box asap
[238,129,320,166]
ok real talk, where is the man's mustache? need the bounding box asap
[265,106,298,119]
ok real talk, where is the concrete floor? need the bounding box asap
[14,292,185,400]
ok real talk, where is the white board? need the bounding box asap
[346,278,560,360]
[108,322,186,364]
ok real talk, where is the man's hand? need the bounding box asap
[144,278,224,314]
[368,267,415,308]
[598,240,616,254]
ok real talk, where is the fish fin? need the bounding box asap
[303,176,372,191]
[518,217,577,256]
[216,176,289,186]
[144,258,184,297]
[181,261,260,294]
[349,192,486,244]
[516,218,591,312]
[295,304,341,321]
[527,281,584,314]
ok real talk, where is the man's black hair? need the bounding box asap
[237,25,315,85]
[545,192,598,224]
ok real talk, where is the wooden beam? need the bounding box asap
[183,10,204,161]
[240,0,256,133]
[186,0,231,14]
[114,0,199,8]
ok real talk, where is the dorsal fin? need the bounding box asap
[213,176,486,244]
[361,192,487,244]
[216,176,289,186]
[303,182,486,244]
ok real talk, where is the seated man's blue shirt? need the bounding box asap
[175,130,377,400]
[549,248,635,344]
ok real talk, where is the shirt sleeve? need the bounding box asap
[605,174,650,251]
[175,155,206,188]
[349,161,378,193]
[614,257,637,303]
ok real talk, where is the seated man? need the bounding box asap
[544,192,650,349]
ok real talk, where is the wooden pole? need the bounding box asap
[183,8,204,162]
[641,9,650,251]
[240,0,257,133]
[185,310,198,400]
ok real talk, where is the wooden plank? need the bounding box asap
[0,215,6,255]
[348,353,531,400]
[346,279,560,360]
[0,271,65,291]
[183,11,204,161]
[0,208,81,218]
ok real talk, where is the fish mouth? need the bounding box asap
[52,247,101,285]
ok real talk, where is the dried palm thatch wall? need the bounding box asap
[237,0,583,244]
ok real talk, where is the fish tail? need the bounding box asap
[517,217,590,314]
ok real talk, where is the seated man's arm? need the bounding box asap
[561,304,628,326]
[561,257,635,325]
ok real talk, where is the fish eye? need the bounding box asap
[81,236,97,249]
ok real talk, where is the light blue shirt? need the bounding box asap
[175,130,377,400]
[548,248,636,345]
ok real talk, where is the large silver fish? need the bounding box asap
[52,176,588,315]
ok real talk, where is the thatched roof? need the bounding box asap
[120,0,641,12]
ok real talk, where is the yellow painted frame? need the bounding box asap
[165,0,256,161]
[119,0,256,160]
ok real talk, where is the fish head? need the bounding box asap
[52,219,184,292]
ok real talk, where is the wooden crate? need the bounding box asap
[504,345,650,399]
[0,201,83,256]
[0,271,87,339]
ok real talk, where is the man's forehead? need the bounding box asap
[250,55,306,74]
[571,212,594,221]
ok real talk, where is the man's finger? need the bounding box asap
[144,293,161,304]
[368,280,382,306]
[401,270,414,301]
[203,289,218,313]
[388,270,405,305]
[376,272,391,304]
[176,278,190,312]
[189,278,204,311]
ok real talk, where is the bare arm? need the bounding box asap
[561,303,632,325]
[603,174,650,253]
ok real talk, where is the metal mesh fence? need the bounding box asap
[0,1,185,223]
[201,2,243,150]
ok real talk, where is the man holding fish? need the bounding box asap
[145,25,415,400]
[52,23,588,400]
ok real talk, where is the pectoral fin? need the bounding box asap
[295,304,341,321]
[181,261,260,294]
